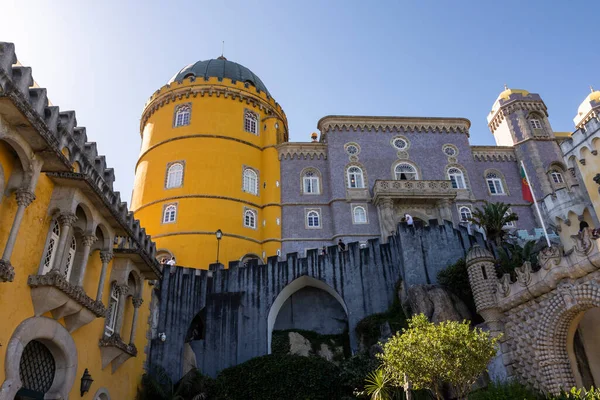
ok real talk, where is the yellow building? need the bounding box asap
[131,57,288,269]
[0,42,160,400]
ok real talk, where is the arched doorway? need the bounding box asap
[15,341,55,399]
[569,307,600,389]
[267,276,349,354]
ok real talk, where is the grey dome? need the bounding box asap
[169,57,271,96]
[466,245,494,264]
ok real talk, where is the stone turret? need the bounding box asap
[466,245,503,334]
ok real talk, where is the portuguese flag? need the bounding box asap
[521,165,534,203]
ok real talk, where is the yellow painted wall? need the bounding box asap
[0,165,152,399]
[132,77,286,269]
[577,142,600,218]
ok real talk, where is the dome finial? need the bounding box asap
[217,40,227,61]
[591,85,595,93]
[504,83,508,91]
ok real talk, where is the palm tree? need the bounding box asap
[468,201,518,246]
[365,369,393,400]
[497,240,538,277]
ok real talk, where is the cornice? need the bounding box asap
[317,115,471,138]
[132,194,282,213]
[278,143,328,160]
[471,146,517,162]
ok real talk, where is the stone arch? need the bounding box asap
[0,132,35,192]
[391,159,421,181]
[267,275,349,353]
[94,222,112,250]
[536,281,600,395]
[128,269,144,298]
[240,253,264,266]
[0,316,77,400]
[93,387,111,400]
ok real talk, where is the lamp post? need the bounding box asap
[80,368,93,397]
[215,229,223,264]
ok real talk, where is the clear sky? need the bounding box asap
[1,0,598,200]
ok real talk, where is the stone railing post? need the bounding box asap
[0,189,35,282]
[96,251,113,302]
[114,284,129,337]
[75,234,97,287]
[51,212,78,275]
[129,297,144,345]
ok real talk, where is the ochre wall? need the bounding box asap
[0,159,152,399]
[132,77,286,269]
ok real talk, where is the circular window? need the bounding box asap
[345,143,360,155]
[392,138,408,150]
[443,145,457,157]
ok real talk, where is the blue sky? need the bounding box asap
[1,0,598,200]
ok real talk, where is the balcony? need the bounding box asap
[372,180,457,204]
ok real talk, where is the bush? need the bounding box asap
[355,288,407,349]
[212,354,342,400]
[338,354,381,397]
[552,387,600,399]
[468,381,543,400]
[136,366,214,400]
[437,258,477,317]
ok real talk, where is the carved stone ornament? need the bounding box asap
[0,259,15,282]
[82,235,98,247]
[27,271,106,317]
[58,212,78,227]
[15,189,35,208]
[539,245,562,270]
[516,261,532,286]
[497,273,511,297]
[116,284,130,296]
[132,297,144,308]
[571,229,594,256]
[98,333,138,357]
[99,251,113,264]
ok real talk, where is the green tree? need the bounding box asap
[379,314,499,400]
[136,366,213,400]
[469,201,518,246]
[497,240,538,277]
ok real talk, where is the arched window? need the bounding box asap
[459,206,472,223]
[174,104,191,127]
[486,172,505,195]
[243,168,258,195]
[163,204,177,223]
[165,162,184,189]
[104,283,119,337]
[529,119,542,130]
[347,166,365,188]
[394,163,418,180]
[303,170,320,194]
[244,209,257,228]
[244,110,259,134]
[550,169,564,184]
[41,220,60,275]
[353,206,367,224]
[306,210,320,228]
[64,236,76,281]
[448,167,466,189]
[18,340,56,397]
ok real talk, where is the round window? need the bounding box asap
[443,145,457,156]
[392,138,408,150]
[345,144,359,155]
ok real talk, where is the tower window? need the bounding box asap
[174,104,191,127]
[394,163,418,180]
[244,209,257,229]
[165,162,184,189]
[244,110,259,135]
[303,170,320,194]
[353,206,368,224]
[486,172,505,195]
[529,119,542,130]
[163,204,177,224]
[347,166,365,188]
[448,167,466,189]
[550,170,564,184]
[306,210,321,228]
[243,168,259,195]
[459,206,472,223]
[41,220,61,275]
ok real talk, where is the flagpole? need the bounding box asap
[520,160,551,248]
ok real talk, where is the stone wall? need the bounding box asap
[148,220,483,380]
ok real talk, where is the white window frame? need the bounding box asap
[486,173,505,195]
[550,170,564,184]
[529,119,542,129]
[174,104,191,127]
[104,283,119,337]
[448,167,466,189]
[163,204,177,224]
[347,166,365,189]
[303,170,320,195]
[244,110,259,135]
[394,163,418,181]
[352,205,368,224]
[41,220,60,275]
[306,209,321,229]
[244,209,257,229]
[64,236,76,281]
[458,206,472,223]
[243,168,259,195]
[165,162,184,189]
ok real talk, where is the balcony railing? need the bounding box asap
[372,180,457,203]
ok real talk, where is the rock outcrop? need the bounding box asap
[399,282,472,323]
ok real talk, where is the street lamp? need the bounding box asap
[215,229,223,264]
[80,369,93,397]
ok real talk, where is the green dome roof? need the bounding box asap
[169,57,271,96]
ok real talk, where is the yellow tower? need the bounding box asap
[132,57,288,269]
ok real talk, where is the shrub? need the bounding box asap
[552,387,600,399]
[136,365,214,400]
[356,290,407,349]
[436,258,477,316]
[468,381,543,399]
[338,354,381,397]
[212,354,342,400]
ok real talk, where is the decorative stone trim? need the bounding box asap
[304,208,322,230]
[471,146,517,162]
[27,271,106,317]
[241,165,260,196]
[442,143,458,158]
[100,250,114,263]
[164,160,186,189]
[132,297,144,308]
[243,206,258,230]
[133,194,280,213]
[15,188,35,207]
[299,167,323,195]
[98,333,138,357]
[488,100,548,133]
[172,103,192,128]
[0,259,15,282]
[151,230,281,244]
[372,180,456,204]
[278,143,327,160]
[390,135,410,151]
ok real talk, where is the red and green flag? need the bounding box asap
[520,165,534,203]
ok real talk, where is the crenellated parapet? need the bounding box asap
[487,91,548,134]
[471,146,517,162]
[0,42,160,279]
[277,142,327,160]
